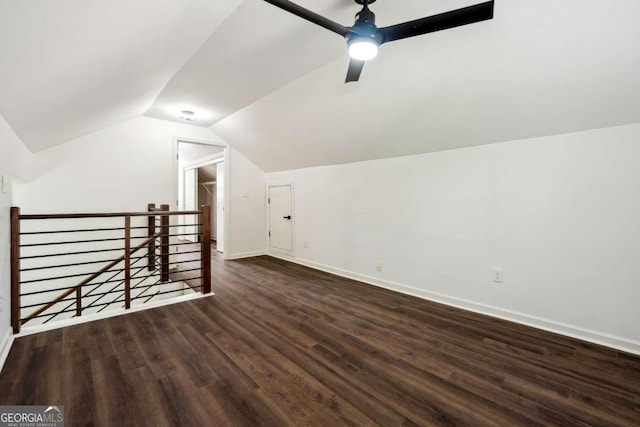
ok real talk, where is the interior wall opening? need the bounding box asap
[176,140,225,254]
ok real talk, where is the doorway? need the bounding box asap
[176,140,226,254]
[268,184,294,254]
[194,162,224,252]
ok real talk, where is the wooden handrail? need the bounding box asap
[19,210,200,220]
[21,231,161,325]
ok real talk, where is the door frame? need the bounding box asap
[182,152,224,170]
[266,182,295,257]
[173,137,230,258]
[182,153,224,244]
[181,167,198,242]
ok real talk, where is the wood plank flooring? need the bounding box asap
[1,251,639,426]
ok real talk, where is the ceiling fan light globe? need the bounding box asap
[348,40,378,61]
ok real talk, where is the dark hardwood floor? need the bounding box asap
[1,250,639,426]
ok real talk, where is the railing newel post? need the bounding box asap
[147,203,156,271]
[10,207,20,333]
[160,204,170,282]
[202,206,212,294]
[124,215,131,309]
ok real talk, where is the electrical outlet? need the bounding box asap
[303,240,308,248]
[1,174,8,193]
[492,267,504,284]
[376,261,383,272]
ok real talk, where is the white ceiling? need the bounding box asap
[0,0,241,151]
[2,0,640,171]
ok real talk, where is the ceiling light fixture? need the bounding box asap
[348,37,379,61]
[178,110,196,121]
[346,2,381,62]
[263,0,494,82]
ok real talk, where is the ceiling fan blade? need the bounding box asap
[380,0,494,43]
[263,0,350,37]
[345,59,365,83]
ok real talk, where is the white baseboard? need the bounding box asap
[0,327,14,374]
[226,250,267,260]
[267,251,640,355]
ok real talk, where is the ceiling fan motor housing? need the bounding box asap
[347,7,383,45]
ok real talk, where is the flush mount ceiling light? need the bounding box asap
[263,0,494,82]
[178,110,196,121]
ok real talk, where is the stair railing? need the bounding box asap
[10,204,212,333]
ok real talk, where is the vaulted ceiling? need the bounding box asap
[2,0,640,171]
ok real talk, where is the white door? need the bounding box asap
[183,168,198,242]
[269,185,293,252]
[216,162,224,253]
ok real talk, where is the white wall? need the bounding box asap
[15,116,266,258]
[0,112,33,367]
[227,148,266,258]
[17,117,212,212]
[266,123,640,353]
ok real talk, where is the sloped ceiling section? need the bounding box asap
[211,0,640,171]
[144,0,445,127]
[1,0,640,172]
[0,0,242,151]
[144,0,345,126]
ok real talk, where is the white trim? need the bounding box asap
[0,327,14,374]
[266,183,295,257]
[172,137,226,211]
[173,137,230,258]
[17,292,215,338]
[220,159,230,257]
[183,152,224,170]
[226,250,267,260]
[267,252,640,356]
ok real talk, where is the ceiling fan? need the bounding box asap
[263,0,495,82]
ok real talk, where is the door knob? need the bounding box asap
[283,215,291,220]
